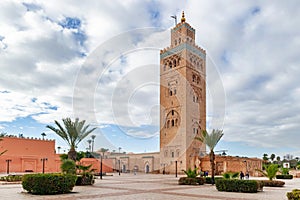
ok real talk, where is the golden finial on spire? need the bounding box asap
[181,11,186,23]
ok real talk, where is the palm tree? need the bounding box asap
[263,154,269,162]
[276,156,281,164]
[46,118,97,161]
[87,139,92,152]
[99,148,109,179]
[256,164,279,181]
[270,154,275,163]
[195,129,224,185]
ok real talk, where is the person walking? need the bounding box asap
[245,171,249,180]
[240,171,244,180]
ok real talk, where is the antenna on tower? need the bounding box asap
[171,15,177,26]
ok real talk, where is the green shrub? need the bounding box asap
[215,179,261,193]
[0,175,23,182]
[182,168,199,178]
[223,172,239,179]
[205,176,223,184]
[61,159,76,174]
[75,173,94,185]
[259,180,285,187]
[22,173,77,195]
[276,174,293,179]
[287,189,300,200]
[178,177,204,185]
[281,168,289,175]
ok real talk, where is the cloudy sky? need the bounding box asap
[0,0,299,159]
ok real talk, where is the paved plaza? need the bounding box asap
[0,173,299,200]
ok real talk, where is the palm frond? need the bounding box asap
[195,129,223,151]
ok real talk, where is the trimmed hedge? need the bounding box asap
[215,179,261,193]
[205,177,223,184]
[22,173,77,195]
[259,180,285,187]
[0,175,22,182]
[287,189,300,200]
[178,177,205,185]
[276,174,293,179]
[76,174,94,186]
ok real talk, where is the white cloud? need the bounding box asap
[0,0,299,155]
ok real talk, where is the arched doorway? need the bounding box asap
[145,162,150,173]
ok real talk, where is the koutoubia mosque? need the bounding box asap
[0,12,262,175]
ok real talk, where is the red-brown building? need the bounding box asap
[0,136,61,173]
[0,136,114,174]
[200,155,263,176]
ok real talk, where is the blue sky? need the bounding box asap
[0,0,300,159]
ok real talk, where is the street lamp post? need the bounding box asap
[244,160,247,172]
[91,135,96,152]
[118,160,121,176]
[100,155,103,179]
[175,161,178,177]
[6,159,12,174]
[41,158,48,173]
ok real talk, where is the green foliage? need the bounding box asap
[256,164,279,181]
[178,177,204,185]
[263,153,269,161]
[22,173,77,195]
[270,154,276,162]
[0,175,23,182]
[196,130,224,151]
[46,118,97,160]
[287,189,300,200]
[215,179,261,193]
[276,174,293,179]
[195,129,224,184]
[281,167,289,175]
[61,159,76,174]
[223,172,239,179]
[205,176,223,184]
[76,151,86,161]
[60,154,68,161]
[182,168,199,178]
[258,180,285,187]
[75,174,94,186]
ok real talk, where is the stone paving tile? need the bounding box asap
[0,173,299,200]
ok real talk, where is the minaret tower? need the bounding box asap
[160,12,206,173]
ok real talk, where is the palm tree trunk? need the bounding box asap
[68,147,77,161]
[210,150,215,185]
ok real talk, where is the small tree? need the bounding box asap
[47,118,96,161]
[256,164,279,181]
[263,154,269,162]
[270,154,276,163]
[61,159,76,174]
[182,168,199,178]
[195,129,224,185]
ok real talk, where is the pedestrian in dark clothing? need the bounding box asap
[240,171,244,180]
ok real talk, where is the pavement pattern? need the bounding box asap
[0,173,299,199]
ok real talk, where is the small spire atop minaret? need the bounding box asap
[181,11,186,23]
